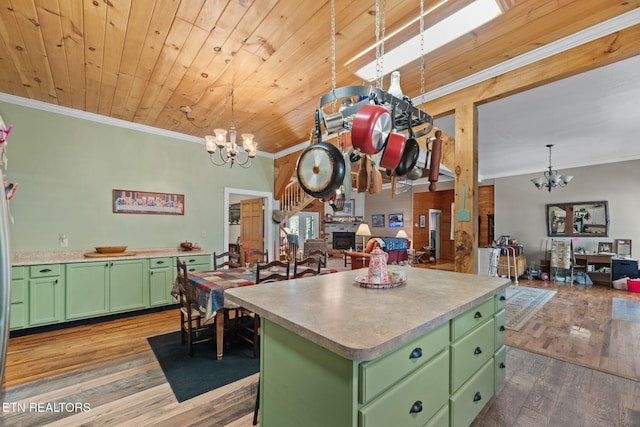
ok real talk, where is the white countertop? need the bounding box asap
[225,267,509,361]
[11,248,213,266]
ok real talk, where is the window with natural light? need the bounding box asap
[355,0,504,81]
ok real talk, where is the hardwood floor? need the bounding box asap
[2,278,639,426]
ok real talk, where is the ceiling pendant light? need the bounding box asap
[531,144,573,191]
[204,89,257,168]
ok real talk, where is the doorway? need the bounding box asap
[286,212,320,255]
[429,209,441,260]
[223,188,273,260]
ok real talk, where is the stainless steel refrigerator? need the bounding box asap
[0,131,12,386]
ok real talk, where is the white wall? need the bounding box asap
[495,159,640,265]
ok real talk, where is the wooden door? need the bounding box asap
[241,198,265,263]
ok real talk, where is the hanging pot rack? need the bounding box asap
[318,85,433,138]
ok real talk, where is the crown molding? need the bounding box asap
[0,92,273,159]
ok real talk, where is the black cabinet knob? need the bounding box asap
[473,392,482,402]
[474,346,483,355]
[409,347,423,359]
[499,325,506,332]
[409,401,423,414]
[474,311,483,319]
[499,295,506,301]
[499,362,506,369]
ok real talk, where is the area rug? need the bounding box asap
[612,297,640,322]
[506,285,557,331]
[147,331,260,402]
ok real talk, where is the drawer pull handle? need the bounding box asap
[499,295,506,301]
[409,347,423,359]
[473,346,483,355]
[499,362,506,369]
[54,279,58,284]
[409,401,423,414]
[189,268,196,272]
[499,325,506,332]
[39,269,52,273]
[189,259,196,263]
[474,311,483,319]
[156,261,165,265]
[473,392,482,402]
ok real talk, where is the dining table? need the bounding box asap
[174,265,337,360]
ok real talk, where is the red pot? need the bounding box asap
[351,104,392,155]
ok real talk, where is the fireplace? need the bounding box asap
[333,232,356,250]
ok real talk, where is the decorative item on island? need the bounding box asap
[356,246,407,289]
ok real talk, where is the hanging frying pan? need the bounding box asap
[296,110,346,199]
[351,104,392,155]
[394,114,420,176]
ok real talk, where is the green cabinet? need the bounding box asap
[66,258,148,319]
[10,266,27,330]
[28,264,64,326]
[109,258,148,313]
[259,291,507,427]
[149,257,175,307]
[178,254,211,273]
[66,261,109,320]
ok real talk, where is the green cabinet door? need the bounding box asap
[149,267,174,306]
[66,261,109,320]
[29,276,64,326]
[109,259,149,312]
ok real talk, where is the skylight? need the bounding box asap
[355,0,504,81]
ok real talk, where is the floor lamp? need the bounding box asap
[356,223,371,266]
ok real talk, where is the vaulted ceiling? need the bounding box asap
[0,0,638,173]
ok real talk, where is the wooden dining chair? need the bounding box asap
[176,258,215,357]
[248,249,268,266]
[293,256,321,278]
[213,251,241,270]
[307,249,327,268]
[237,260,290,358]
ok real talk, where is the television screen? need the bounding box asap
[389,213,403,228]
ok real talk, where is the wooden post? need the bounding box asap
[453,103,478,274]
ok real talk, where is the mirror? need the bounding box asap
[546,201,609,237]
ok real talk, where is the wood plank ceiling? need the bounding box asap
[0,0,636,154]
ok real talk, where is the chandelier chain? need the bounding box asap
[374,0,386,88]
[330,0,337,112]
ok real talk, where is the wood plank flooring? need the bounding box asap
[2,277,640,426]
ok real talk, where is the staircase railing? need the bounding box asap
[279,180,314,224]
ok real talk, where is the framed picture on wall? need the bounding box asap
[389,213,403,228]
[334,199,355,217]
[419,214,426,228]
[371,214,385,227]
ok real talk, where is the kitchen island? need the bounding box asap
[225,267,509,427]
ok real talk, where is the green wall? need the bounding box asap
[0,101,274,253]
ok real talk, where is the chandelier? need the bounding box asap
[204,89,257,168]
[531,144,573,191]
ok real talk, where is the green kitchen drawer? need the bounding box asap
[359,350,449,427]
[29,264,62,278]
[149,257,172,269]
[495,289,506,312]
[178,254,210,265]
[495,308,506,351]
[450,358,494,427]
[450,297,494,341]
[424,403,449,427]
[495,345,506,391]
[451,318,495,392]
[359,322,449,404]
[11,266,25,280]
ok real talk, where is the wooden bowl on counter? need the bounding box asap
[95,246,127,254]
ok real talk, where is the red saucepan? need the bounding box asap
[351,104,392,155]
[379,130,406,171]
